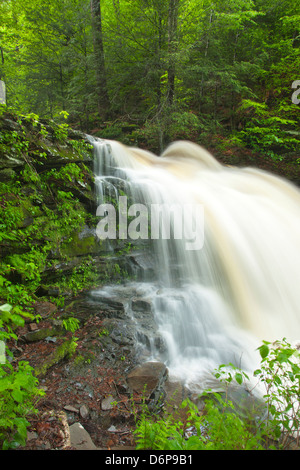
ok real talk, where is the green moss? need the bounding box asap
[23,326,62,342]
[35,338,78,377]
[60,232,101,257]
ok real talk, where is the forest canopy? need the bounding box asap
[0,0,299,156]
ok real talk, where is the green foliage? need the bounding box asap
[140,109,202,151]
[1,0,299,156]
[0,303,33,344]
[134,393,263,450]
[46,163,85,185]
[98,328,110,338]
[62,316,80,333]
[0,108,104,450]
[0,109,98,311]
[237,99,300,160]
[254,338,300,449]
[0,361,44,449]
[0,304,44,449]
[47,257,101,296]
[134,339,300,450]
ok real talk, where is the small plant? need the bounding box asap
[254,338,300,449]
[52,111,69,142]
[0,361,45,449]
[62,317,80,333]
[99,328,110,338]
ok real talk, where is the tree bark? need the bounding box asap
[167,0,179,106]
[90,0,110,118]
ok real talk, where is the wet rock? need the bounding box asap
[0,118,21,132]
[126,362,168,398]
[107,425,117,433]
[0,152,25,169]
[127,253,156,280]
[131,298,152,313]
[60,227,102,258]
[163,378,193,412]
[35,338,78,377]
[88,293,126,315]
[106,319,136,347]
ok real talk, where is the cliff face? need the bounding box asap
[0,110,135,306]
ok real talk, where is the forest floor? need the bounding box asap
[12,297,143,451]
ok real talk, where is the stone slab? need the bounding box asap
[69,422,97,450]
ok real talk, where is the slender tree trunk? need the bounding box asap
[199,9,213,113]
[167,0,179,106]
[59,62,66,111]
[0,47,4,80]
[230,30,240,130]
[90,0,110,118]
[155,10,163,107]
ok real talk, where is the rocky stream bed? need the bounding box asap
[11,292,197,451]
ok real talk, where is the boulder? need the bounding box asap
[69,423,97,450]
[126,361,168,398]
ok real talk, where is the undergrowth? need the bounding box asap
[134,339,300,450]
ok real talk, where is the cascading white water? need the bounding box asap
[90,137,300,390]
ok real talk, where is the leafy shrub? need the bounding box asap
[134,338,300,450]
[0,304,44,449]
[134,392,263,450]
[0,361,44,449]
[237,99,300,160]
[254,339,300,449]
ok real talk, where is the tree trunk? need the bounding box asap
[90,0,110,118]
[199,9,213,113]
[167,0,179,106]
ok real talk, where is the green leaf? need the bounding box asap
[258,344,269,359]
[0,304,12,313]
[11,388,24,403]
[235,373,243,385]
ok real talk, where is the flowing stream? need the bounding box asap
[89,137,300,390]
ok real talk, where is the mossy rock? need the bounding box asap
[22,325,63,343]
[60,228,103,257]
[35,338,78,377]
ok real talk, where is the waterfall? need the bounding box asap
[89,137,300,390]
